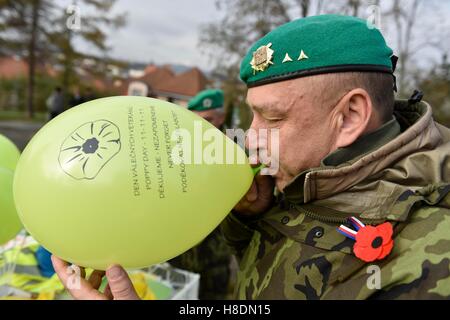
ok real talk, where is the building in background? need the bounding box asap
[0,55,212,112]
[124,64,210,106]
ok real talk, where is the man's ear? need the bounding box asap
[331,88,373,149]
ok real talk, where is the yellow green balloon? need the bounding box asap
[13,96,253,270]
[0,167,22,244]
[0,134,20,171]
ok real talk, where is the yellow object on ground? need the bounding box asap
[1,239,168,300]
[130,273,156,300]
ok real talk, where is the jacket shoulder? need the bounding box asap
[369,203,450,299]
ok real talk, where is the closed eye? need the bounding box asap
[264,116,283,123]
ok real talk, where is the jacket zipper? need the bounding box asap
[289,203,385,225]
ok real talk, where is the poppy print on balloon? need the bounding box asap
[59,120,121,180]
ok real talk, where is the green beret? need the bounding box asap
[187,89,224,112]
[240,15,396,87]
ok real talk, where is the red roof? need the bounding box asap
[0,56,209,98]
[0,56,58,79]
[157,67,209,97]
[138,66,174,92]
[125,65,209,98]
[0,56,28,79]
[144,64,158,74]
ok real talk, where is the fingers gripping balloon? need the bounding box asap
[13,97,254,270]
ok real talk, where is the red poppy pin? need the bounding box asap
[337,217,394,263]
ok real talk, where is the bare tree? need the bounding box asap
[27,0,39,118]
[348,0,362,16]
[0,0,125,117]
[294,0,310,17]
[386,0,422,96]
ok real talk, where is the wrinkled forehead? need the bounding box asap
[246,73,339,114]
[246,78,307,113]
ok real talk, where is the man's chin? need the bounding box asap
[273,170,299,192]
[274,175,288,192]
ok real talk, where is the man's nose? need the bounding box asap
[249,115,268,136]
[245,117,266,157]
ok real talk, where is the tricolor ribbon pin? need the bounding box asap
[338,217,394,263]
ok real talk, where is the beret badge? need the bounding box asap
[250,43,274,74]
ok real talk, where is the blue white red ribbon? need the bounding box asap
[349,217,365,231]
[337,217,366,240]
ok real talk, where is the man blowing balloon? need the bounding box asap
[52,15,450,300]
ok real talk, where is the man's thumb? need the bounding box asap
[105,265,139,300]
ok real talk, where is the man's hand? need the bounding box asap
[234,172,275,217]
[51,255,139,300]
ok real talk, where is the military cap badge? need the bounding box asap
[203,98,213,108]
[250,43,274,74]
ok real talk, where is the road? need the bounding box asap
[0,121,43,151]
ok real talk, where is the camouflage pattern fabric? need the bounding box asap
[221,100,450,300]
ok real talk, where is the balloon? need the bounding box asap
[14,96,253,270]
[0,167,22,244]
[0,134,20,171]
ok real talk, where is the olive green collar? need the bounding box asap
[321,117,401,167]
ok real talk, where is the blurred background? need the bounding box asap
[0,0,449,150]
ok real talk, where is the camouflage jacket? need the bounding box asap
[222,100,450,300]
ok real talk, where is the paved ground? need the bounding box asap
[0,121,44,151]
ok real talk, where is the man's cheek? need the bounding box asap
[282,137,307,173]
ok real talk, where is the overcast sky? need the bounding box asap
[62,0,222,70]
[59,0,450,72]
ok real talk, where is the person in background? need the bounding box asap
[84,87,96,102]
[69,87,85,108]
[46,87,65,120]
